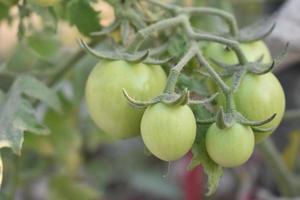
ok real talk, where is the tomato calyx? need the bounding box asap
[197,108,277,132]
[78,39,173,65]
[123,88,218,108]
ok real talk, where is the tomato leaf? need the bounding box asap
[27,34,60,58]
[188,105,223,196]
[67,0,101,36]
[177,74,209,96]
[49,174,101,200]
[0,3,9,20]
[0,75,61,155]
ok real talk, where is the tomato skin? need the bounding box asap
[206,123,254,167]
[141,103,196,161]
[32,0,60,7]
[204,40,272,70]
[85,60,167,139]
[203,40,272,92]
[219,73,285,142]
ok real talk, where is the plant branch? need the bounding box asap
[194,44,230,94]
[164,46,196,93]
[180,7,238,37]
[47,39,99,86]
[182,18,247,65]
[257,139,298,197]
[127,15,185,52]
[146,0,239,37]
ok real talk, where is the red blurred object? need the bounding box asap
[181,152,204,200]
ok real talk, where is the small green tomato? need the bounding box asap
[141,103,196,161]
[206,122,255,167]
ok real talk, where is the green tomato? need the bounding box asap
[141,103,196,161]
[32,0,60,7]
[203,40,272,92]
[206,123,254,167]
[218,73,285,142]
[85,60,167,139]
[204,40,272,69]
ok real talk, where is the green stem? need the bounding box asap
[182,19,247,65]
[194,45,230,94]
[180,7,238,37]
[164,46,195,93]
[147,0,239,37]
[257,139,298,197]
[147,0,175,12]
[127,15,185,52]
[164,69,180,94]
[224,93,235,113]
[47,39,99,86]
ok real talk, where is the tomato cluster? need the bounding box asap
[203,40,285,167]
[85,40,285,167]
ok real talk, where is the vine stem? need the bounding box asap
[257,139,298,197]
[164,46,196,93]
[47,39,99,86]
[146,0,239,37]
[127,15,185,52]
[193,45,230,94]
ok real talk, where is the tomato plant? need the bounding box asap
[140,103,196,161]
[206,122,255,167]
[0,0,295,198]
[85,60,166,139]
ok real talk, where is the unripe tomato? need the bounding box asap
[203,40,271,92]
[219,73,285,142]
[32,0,60,7]
[85,60,167,139]
[206,123,254,167]
[204,40,272,70]
[141,103,196,161]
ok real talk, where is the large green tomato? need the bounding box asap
[206,123,254,167]
[203,40,272,92]
[218,73,285,142]
[85,60,167,139]
[141,103,196,161]
[32,0,60,7]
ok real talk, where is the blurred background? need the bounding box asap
[0,0,300,199]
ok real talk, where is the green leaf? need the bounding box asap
[0,3,9,20]
[17,75,61,111]
[49,174,101,200]
[67,0,100,36]
[167,33,188,58]
[27,34,60,58]
[0,75,61,155]
[188,105,223,196]
[24,96,82,173]
[177,74,209,96]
